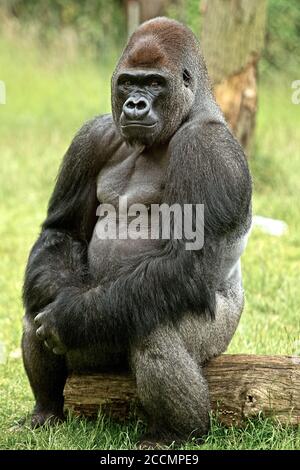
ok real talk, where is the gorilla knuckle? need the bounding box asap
[36,326,46,340]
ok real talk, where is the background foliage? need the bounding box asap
[2,0,300,72]
[1,0,126,57]
[263,0,300,73]
[0,0,299,451]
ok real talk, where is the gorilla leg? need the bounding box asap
[22,315,67,427]
[131,326,210,442]
[131,271,244,443]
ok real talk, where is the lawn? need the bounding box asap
[0,31,299,450]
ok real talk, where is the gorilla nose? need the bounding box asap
[123,97,150,120]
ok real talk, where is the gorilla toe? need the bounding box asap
[30,410,65,428]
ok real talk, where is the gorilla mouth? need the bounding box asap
[121,121,159,146]
[121,122,158,128]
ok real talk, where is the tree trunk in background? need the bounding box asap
[124,0,178,37]
[201,0,267,154]
[126,0,141,37]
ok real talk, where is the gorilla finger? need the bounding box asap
[36,325,47,340]
[44,340,52,350]
[43,336,66,355]
[43,334,59,350]
[34,311,47,326]
[53,345,67,355]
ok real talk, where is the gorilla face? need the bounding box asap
[112,67,195,147]
[115,69,168,146]
[112,59,194,147]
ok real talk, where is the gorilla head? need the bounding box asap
[112,17,212,147]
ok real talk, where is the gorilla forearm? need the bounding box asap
[23,116,118,316]
[35,243,215,350]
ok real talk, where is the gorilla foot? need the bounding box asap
[30,410,65,428]
[138,433,172,450]
[138,427,207,448]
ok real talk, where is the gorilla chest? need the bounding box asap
[88,147,169,282]
[96,148,168,207]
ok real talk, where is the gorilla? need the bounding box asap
[22,17,252,443]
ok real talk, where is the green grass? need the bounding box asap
[0,31,300,450]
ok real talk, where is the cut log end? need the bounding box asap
[64,355,300,427]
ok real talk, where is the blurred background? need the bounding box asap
[0,0,300,450]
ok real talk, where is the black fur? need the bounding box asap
[22,17,252,435]
[24,115,251,349]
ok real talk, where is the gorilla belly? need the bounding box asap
[88,222,161,283]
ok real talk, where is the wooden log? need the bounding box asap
[64,355,300,426]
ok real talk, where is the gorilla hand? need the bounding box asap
[34,301,68,355]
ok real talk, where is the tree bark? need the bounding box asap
[64,355,300,426]
[124,0,175,37]
[201,0,267,154]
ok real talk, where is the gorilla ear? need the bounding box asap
[183,69,192,87]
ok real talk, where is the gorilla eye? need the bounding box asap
[183,69,192,87]
[123,80,132,88]
[150,80,159,88]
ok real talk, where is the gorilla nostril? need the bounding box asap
[127,101,135,109]
[137,101,146,110]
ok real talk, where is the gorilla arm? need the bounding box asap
[23,115,118,318]
[35,120,252,354]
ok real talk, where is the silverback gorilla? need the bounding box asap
[22,18,252,442]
